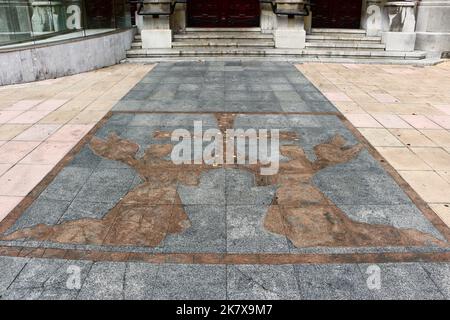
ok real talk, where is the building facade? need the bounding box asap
[0,0,134,85]
[136,0,450,56]
[1,0,450,85]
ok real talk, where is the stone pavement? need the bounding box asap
[1,256,450,300]
[0,61,450,300]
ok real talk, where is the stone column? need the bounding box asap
[381,1,417,51]
[135,11,144,34]
[260,2,277,34]
[170,2,186,33]
[415,0,450,56]
[273,0,306,49]
[140,0,172,49]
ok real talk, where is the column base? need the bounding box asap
[382,32,416,52]
[274,29,306,49]
[141,29,172,49]
[415,32,450,56]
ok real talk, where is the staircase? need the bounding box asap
[306,28,386,50]
[129,28,276,57]
[126,28,428,62]
[173,28,275,49]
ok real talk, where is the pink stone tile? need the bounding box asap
[370,93,399,103]
[33,99,68,111]
[0,111,23,124]
[433,105,450,116]
[323,91,353,102]
[0,164,53,196]
[13,124,61,142]
[343,64,361,69]
[0,196,23,221]
[0,164,12,176]
[0,101,13,109]
[344,113,383,128]
[0,141,40,164]
[47,124,94,142]
[400,115,442,129]
[372,114,412,129]
[20,141,75,165]
[427,116,450,129]
[7,110,53,124]
[5,100,43,111]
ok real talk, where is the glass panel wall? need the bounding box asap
[0,0,131,47]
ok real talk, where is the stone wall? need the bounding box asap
[0,28,134,86]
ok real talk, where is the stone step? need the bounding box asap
[309,33,366,38]
[310,28,367,37]
[305,42,386,50]
[173,32,273,40]
[135,30,376,41]
[302,49,425,59]
[132,39,275,49]
[306,35,382,42]
[172,39,275,48]
[131,42,142,48]
[311,28,367,34]
[126,56,440,66]
[185,27,262,32]
[126,47,426,60]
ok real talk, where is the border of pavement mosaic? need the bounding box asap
[0,61,449,265]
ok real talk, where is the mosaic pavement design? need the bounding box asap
[0,61,449,265]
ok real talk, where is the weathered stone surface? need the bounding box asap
[295,264,375,300]
[1,62,447,256]
[151,264,226,300]
[358,263,446,300]
[2,134,201,247]
[263,135,444,247]
[227,265,300,300]
[2,129,445,250]
[77,262,126,300]
[1,257,449,300]
[0,257,29,296]
[1,258,91,300]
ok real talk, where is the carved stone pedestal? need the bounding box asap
[382,31,416,51]
[381,1,417,52]
[273,1,307,49]
[275,28,306,48]
[140,1,172,49]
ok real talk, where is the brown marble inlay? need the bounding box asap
[1,133,205,247]
[0,115,445,249]
[262,136,444,247]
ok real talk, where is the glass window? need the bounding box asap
[0,0,131,47]
[0,0,33,45]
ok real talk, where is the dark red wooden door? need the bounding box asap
[187,0,260,28]
[312,0,362,29]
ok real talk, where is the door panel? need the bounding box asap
[187,0,260,28]
[312,0,362,29]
